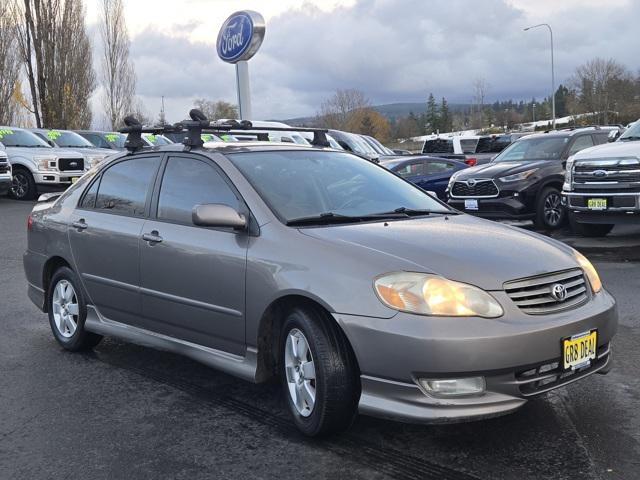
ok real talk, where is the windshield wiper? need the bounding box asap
[620,136,640,141]
[286,211,408,226]
[381,207,458,216]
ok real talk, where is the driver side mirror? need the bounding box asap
[192,204,247,230]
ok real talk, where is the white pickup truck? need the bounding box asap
[0,127,92,200]
[563,121,640,236]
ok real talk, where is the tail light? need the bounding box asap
[465,157,477,167]
[27,214,33,231]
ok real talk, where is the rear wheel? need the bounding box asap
[280,306,359,437]
[48,267,102,351]
[568,213,614,237]
[535,187,565,230]
[9,167,37,200]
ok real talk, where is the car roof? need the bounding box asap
[522,128,610,140]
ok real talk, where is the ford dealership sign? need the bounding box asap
[217,11,265,64]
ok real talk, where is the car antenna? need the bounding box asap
[121,116,146,152]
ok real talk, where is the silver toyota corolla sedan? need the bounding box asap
[23,137,617,436]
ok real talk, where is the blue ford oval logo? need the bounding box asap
[593,170,608,178]
[217,11,265,64]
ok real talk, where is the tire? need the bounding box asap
[9,167,37,200]
[568,213,614,237]
[534,187,565,230]
[47,266,102,351]
[280,305,360,437]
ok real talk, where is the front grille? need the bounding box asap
[574,161,640,190]
[58,157,84,171]
[515,343,610,396]
[504,268,588,314]
[451,179,499,197]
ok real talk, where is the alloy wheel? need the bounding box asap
[51,280,79,338]
[543,192,562,227]
[284,328,316,417]
[11,172,28,199]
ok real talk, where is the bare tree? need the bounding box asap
[471,78,489,129]
[99,0,135,130]
[12,0,95,128]
[571,58,633,124]
[0,2,22,125]
[317,89,370,130]
[193,99,238,120]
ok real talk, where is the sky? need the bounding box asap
[85,0,637,125]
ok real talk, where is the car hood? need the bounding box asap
[454,160,553,179]
[572,140,640,160]
[5,146,87,158]
[300,214,579,290]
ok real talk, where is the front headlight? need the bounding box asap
[564,157,574,192]
[34,155,57,171]
[498,168,538,183]
[374,272,503,318]
[574,251,602,293]
[447,171,462,189]
[86,155,106,169]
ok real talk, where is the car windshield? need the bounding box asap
[101,132,127,148]
[0,128,50,147]
[143,134,173,146]
[44,130,94,148]
[228,150,450,223]
[492,136,569,162]
[619,121,640,141]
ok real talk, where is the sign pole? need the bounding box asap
[235,61,252,120]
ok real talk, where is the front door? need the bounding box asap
[139,154,248,355]
[68,155,161,326]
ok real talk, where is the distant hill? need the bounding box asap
[282,102,473,125]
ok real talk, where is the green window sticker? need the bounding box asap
[201,134,214,142]
[47,130,62,141]
[221,135,231,142]
[104,133,120,143]
[146,134,157,144]
[0,129,14,139]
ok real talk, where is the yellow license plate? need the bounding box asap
[587,198,607,210]
[563,330,597,370]
[71,177,79,184]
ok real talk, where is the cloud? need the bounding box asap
[126,0,640,122]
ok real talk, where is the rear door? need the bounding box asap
[68,154,162,326]
[139,153,248,354]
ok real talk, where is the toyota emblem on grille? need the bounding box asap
[551,283,567,302]
[593,170,608,177]
[466,179,477,187]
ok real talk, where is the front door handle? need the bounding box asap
[72,219,88,231]
[142,231,163,244]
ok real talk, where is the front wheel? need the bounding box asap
[535,187,565,230]
[48,267,102,351]
[280,306,360,437]
[9,168,37,200]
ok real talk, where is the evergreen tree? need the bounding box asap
[426,93,440,133]
[440,97,451,132]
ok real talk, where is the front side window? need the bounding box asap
[395,162,425,177]
[94,156,159,216]
[157,156,240,225]
[423,161,455,174]
[568,135,594,156]
[228,151,449,223]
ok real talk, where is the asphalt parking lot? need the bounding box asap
[1,196,639,480]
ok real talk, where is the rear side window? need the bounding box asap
[459,139,478,154]
[395,162,425,177]
[424,161,455,174]
[423,139,453,154]
[157,156,240,225]
[94,157,158,216]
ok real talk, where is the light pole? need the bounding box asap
[532,102,536,123]
[524,23,555,129]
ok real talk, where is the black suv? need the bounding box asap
[447,128,610,229]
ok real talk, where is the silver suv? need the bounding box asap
[0,127,89,200]
[23,121,617,436]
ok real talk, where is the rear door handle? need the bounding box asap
[142,231,163,244]
[72,219,88,231]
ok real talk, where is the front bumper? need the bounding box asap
[334,289,617,423]
[34,170,85,186]
[448,190,536,220]
[564,191,640,224]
